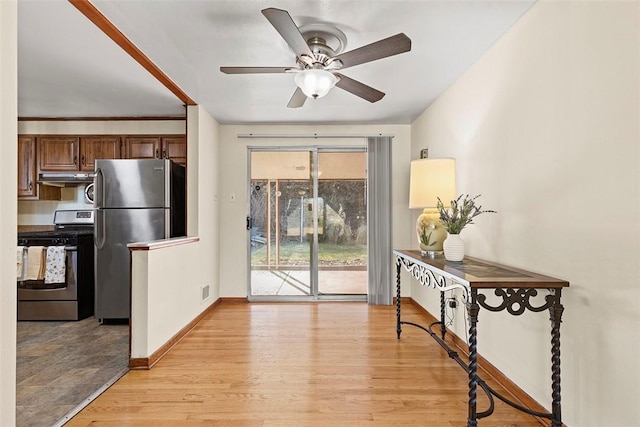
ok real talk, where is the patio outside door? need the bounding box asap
[248,148,367,300]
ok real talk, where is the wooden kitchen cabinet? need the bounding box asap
[39,135,123,172]
[124,135,186,166]
[38,136,80,171]
[80,136,121,171]
[124,136,160,160]
[18,136,37,198]
[161,136,186,166]
[18,136,60,200]
[18,133,183,201]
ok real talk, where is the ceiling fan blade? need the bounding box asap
[262,8,314,59]
[334,73,385,103]
[287,87,307,108]
[332,33,411,69]
[220,66,291,74]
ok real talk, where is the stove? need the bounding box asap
[17,209,95,321]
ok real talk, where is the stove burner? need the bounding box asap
[19,209,94,242]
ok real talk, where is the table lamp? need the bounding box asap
[409,157,456,255]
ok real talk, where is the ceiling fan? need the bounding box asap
[220,8,412,108]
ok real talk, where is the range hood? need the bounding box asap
[38,172,95,187]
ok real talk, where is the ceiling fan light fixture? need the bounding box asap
[294,69,338,99]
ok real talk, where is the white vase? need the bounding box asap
[443,233,465,261]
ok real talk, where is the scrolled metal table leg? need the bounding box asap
[396,259,402,339]
[467,289,479,427]
[440,292,446,340]
[550,290,564,426]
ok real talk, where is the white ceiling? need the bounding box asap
[18,0,535,125]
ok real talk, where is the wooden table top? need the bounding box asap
[394,250,569,289]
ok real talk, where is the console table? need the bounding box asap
[394,250,569,427]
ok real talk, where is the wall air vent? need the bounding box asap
[201,285,210,301]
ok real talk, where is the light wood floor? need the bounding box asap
[67,301,543,426]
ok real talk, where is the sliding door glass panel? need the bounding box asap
[250,151,312,297]
[316,151,367,295]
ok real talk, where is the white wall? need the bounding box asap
[130,105,220,358]
[17,120,185,225]
[130,241,212,358]
[192,107,220,295]
[0,2,17,425]
[218,124,413,298]
[410,2,639,426]
[17,120,184,135]
[18,186,93,225]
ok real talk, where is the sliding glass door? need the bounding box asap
[248,147,367,300]
[249,151,313,297]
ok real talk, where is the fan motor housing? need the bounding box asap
[298,23,348,55]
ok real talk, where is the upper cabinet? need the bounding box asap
[80,136,122,171]
[39,136,124,172]
[38,136,80,171]
[18,136,37,198]
[33,135,186,172]
[124,136,186,166]
[161,136,187,166]
[18,136,61,200]
[18,133,186,200]
[124,136,160,160]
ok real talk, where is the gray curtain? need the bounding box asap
[367,136,393,305]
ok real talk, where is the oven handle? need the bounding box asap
[64,246,78,251]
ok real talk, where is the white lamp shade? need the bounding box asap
[294,70,338,99]
[409,158,456,208]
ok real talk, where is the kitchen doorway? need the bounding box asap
[248,147,367,301]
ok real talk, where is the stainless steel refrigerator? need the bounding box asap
[94,159,186,321]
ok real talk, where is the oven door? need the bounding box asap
[18,246,78,320]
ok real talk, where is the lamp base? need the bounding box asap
[416,208,447,254]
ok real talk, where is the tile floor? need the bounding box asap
[16,317,129,427]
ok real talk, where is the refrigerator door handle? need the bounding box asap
[165,208,171,238]
[95,168,105,208]
[95,209,106,249]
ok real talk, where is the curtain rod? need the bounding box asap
[237,133,394,139]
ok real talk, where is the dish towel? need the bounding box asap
[16,246,25,281]
[26,246,46,281]
[44,246,66,284]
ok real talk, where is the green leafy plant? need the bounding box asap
[437,194,496,234]
[419,227,437,247]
